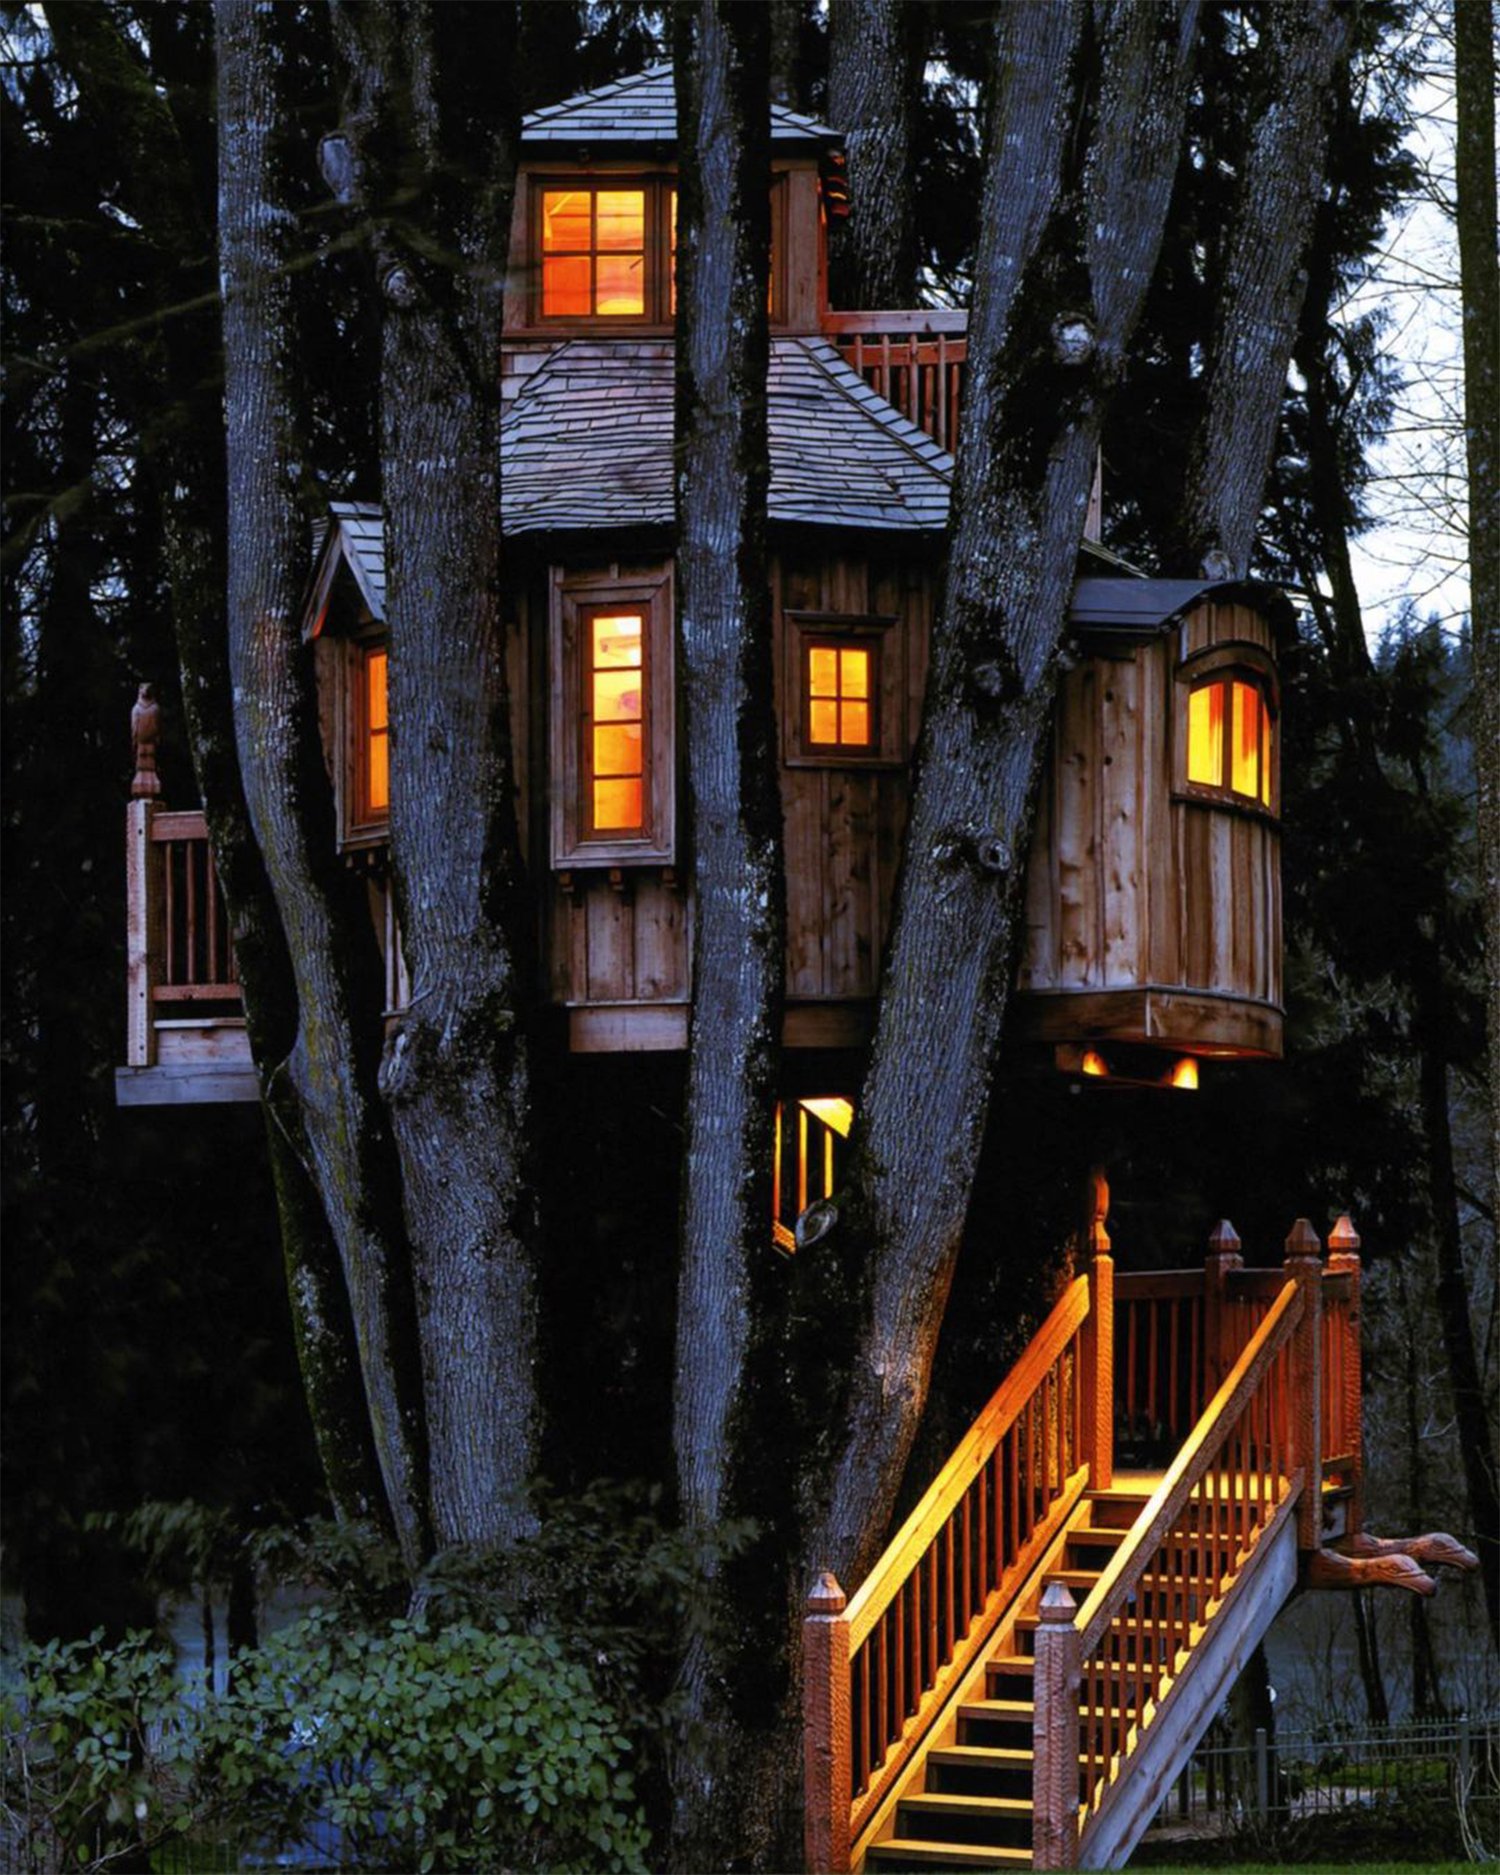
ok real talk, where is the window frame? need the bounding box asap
[1172,643,1279,816]
[527,172,787,330]
[783,611,904,768]
[550,564,675,868]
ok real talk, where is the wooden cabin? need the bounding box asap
[120,65,1291,1109]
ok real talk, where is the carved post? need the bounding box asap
[1032,1579,1081,1870]
[803,1571,851,1875]
[125,798,162,1067]
[1203,1219,1243,1397]
[130,682,162,800]
[1327,1213,1363,1541]
[1284,1218,1325,1553]
[1082,1168,1114,1491]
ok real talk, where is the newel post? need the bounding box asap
[1284,1218,1325,1552]
[1204,1219,1243,1395]
[1082,1168,1114,1491]
[1327,1213,1363,1541]
[126,684,166,1068]
[803,1571,851,1875]
[1032,1579,1081,1870]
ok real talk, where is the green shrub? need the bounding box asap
[198,1605,652,1873]
[1,1628,197,1873]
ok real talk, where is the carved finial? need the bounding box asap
[1039,1579,1077,1622]
[1208,1219,1241,1256]
[1284,1217,1323,1261]
[1087,1165,1111,1255]
[806,1570,846,1616]
[130,683,162,800]
[1328,1214,1361,1255]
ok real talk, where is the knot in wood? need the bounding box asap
[970,658,1008,701]
[1199,546,1236,581]
[974,832,1012,876]
[1050,313,1096,367]
[382,263,419,308]
[795,1198,839,1251]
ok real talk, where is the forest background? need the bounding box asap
[2,0,1496,1868]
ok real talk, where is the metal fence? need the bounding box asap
[1142,1714,1500,1862]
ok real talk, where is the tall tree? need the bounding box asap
[826,0,925,308]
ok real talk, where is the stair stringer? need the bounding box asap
[1077,1497,1300,1869]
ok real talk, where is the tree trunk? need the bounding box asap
[826,0,924,309]
[812,0,1202,1590]
[330,0,539,1553]
[1453,0,1500,1305]
[1176,0,1349,575]
[218,0,432,1569]
[669,6,790,1864]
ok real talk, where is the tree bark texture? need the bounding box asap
[218,0,431,1569]
[1176,0,1350,576]
[1453,0,1500,1282]
[827,0,924,309]
[45,0,390,1532]
[811,0,1202,1591]
[670,7,789,1865]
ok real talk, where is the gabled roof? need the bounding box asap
[501,337,954,535]
[306,502,386,631]
[522,64,837,148]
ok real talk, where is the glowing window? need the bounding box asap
[1186,675,1273,807]
[585,610,645,834]
[541,188,646,317]
[359,645,389,821]
[806,641,874,751]
[773,1095,855,1253]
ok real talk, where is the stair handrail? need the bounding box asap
[1032,1271,1307,1868]
[804,1270,1097,1873]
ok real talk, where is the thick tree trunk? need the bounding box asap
[826,0,924,309]
[1176,0,1349,575]
[218,0,431,1569]
[331,0,540,1552]
[812,0,1202,1590]
[669,7,789,1865]
[1453,0,1500,1289]
[47,0,389,1532]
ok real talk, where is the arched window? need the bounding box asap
[1182,668,1276,810]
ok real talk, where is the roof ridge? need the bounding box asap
[522,61,836,141]
[790,337,956,483]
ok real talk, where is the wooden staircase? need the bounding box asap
[803,1215,1364,1872]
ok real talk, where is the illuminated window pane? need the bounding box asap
[595,254,644,315]
[841,701,869,744]
[363,648,389,816]
[595,191,644,250]
[542,191,590,251]
[809,647,838,695]
[594,776,642,830]
[840,648,869,700]
[1187,681,1225,786]
[1231,682,1259,798]
[1260,702,1274,807]
[542,255,591,317]
[592,613,642,669]
[809,698,839,743]
[366,727,389,813]
[594,670,642,723]
[366,649,388,731]
[593,722,641,777]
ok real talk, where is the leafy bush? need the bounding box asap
[198,1605,652,1873]
[1,1628,197,1874]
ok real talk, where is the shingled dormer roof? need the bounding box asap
[501,337,953,535]
[522,63,837,149]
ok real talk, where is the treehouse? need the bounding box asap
[119,65,1291,1108]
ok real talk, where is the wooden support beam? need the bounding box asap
[125,800,162,1067]
[803,1572,852,1875]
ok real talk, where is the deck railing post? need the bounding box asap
[126,799,162,1067]
[803,1571,851,1875]
[1284,1218,1325,1552]
[1327,1213,1363,1541]
[1084,1210,1114,1491]
[1204,1219,1243,1395]
[1032,1580,1081,1870]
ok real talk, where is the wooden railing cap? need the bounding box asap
[1284,1217,1323,1260]
[806,1571,846,1617]
[1038,1579,1077,1622]
[1328,1213,1361,1253]
[1207,1218,1241,1254]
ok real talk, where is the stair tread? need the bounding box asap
[868,1839,1031,1867]
[958,1698,1035,1720]
[929,1746,1035,1767]
[901,1792,1032,1817]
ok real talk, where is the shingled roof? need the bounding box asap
[522,64,837,148]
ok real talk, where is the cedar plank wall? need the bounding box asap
[1018,601,1282,1053]
[543,547,935,1033]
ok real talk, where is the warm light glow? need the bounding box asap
[363,647,389,816]
[1187,681,1224,786]
[588,610,644,832]
[1081,1049,1109,1078]
[807,643,874,749]
[1168,1057,1199,1091]
[542,188,645,317]
[800,1096,855,1137]
[1231,682,1260,798]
